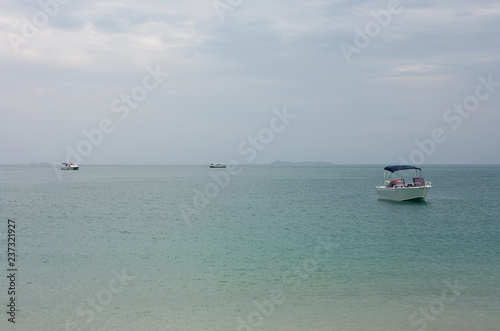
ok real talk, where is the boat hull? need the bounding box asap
[376,185,430,201]
[61,166,79,170]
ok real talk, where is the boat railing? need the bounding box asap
[413,177,425,187]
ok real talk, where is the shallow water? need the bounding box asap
[1,164,499,330]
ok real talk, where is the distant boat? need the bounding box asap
[209,163,226,168]
[61,162,79,170]
[376,165,431,201]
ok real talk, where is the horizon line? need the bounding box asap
[3,162,500,166]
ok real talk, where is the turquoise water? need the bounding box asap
[1,165,499,330]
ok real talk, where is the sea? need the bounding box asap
[0,164,499,331]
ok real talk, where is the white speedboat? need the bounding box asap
[61,162,79,170]
[209,163,226,168]
[376,165,431,201]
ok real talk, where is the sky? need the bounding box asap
[1,0,499,165]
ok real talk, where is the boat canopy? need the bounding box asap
[384,165,421,172]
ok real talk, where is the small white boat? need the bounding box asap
[209,163,226,168]
[376,165,431,201]
[61,162,79,170]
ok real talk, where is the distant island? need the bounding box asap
[270,160,335,166]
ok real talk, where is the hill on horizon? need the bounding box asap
[270,160,335,166]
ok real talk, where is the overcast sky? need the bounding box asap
[1,0,499,165]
